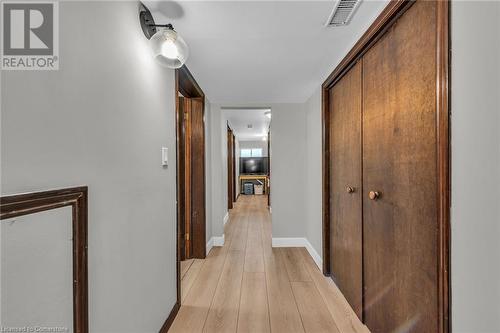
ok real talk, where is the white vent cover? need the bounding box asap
[325,0,361,27]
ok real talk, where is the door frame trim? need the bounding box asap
[161,65,206,332]
[321,1,450,332]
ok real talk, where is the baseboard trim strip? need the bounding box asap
[159,301,180,333]
[206,234,225,255]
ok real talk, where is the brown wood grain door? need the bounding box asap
[267,130,270,207]
[178,96,206,260]
[227,127,234,209]
[178,96,189,261]
[232,134,236,201]
[329,61,363,319]
[190,97,206,259]
[362,2,438,332]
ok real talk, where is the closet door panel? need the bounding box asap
[190,97,206,258]
[362,2,438,332]
[329,61,363,318]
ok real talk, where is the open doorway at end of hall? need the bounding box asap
[227,122,271,210]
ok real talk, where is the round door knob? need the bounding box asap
[369,191,380,200]
[346,186,355,193]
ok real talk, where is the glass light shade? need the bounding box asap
[150,28,189,69]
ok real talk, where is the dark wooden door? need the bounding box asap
[178,97,189,261]
[178,96,206,260]
[232,134,236,201]
[227,127,235,209]
[329,61,363,318]
[267,130,271,207]
[190,97,206,259]
[362,2,438,332]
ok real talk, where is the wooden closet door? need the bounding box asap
[190,97,206,258]
[178,96,190,260]
[329,61,363,318]
[227,128,234,209]
[362,2,438,332]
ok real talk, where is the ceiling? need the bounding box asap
[224,108,271,141]
[144,1,389,104]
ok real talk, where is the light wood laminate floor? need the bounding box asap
[172,195,369,333]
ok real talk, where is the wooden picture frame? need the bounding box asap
[1,186,89,333]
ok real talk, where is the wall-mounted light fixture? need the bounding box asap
[139,3,189,69]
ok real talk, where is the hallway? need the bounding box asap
[170,195,368,333]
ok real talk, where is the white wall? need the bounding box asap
[205,101,214,243]
[1,2,177,332]
[2,208,73,329]
[451,1,500,332]
[270,104,307,238]
[208,103,227,238]
[304,87,323,256]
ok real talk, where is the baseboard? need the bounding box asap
[206,237,214,255]
[213,234,225,246]
[207,234,225,255]
[159,301,180,333]
[272,237,306,247]
[272,237,322,270]
[304,239,323,271]
[207,213,229,255]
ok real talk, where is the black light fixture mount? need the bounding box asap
[139,3,174,39]
[139,2,189,69]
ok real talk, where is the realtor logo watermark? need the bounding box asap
[1,1,59,70]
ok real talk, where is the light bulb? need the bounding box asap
[150,28,189,69]
[162,40,179,59]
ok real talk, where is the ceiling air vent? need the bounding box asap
[325,0,361,27]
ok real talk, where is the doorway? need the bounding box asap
[175,66,206,307]
[223,108,271,203]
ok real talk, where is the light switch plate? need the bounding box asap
[162,147,168,167]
